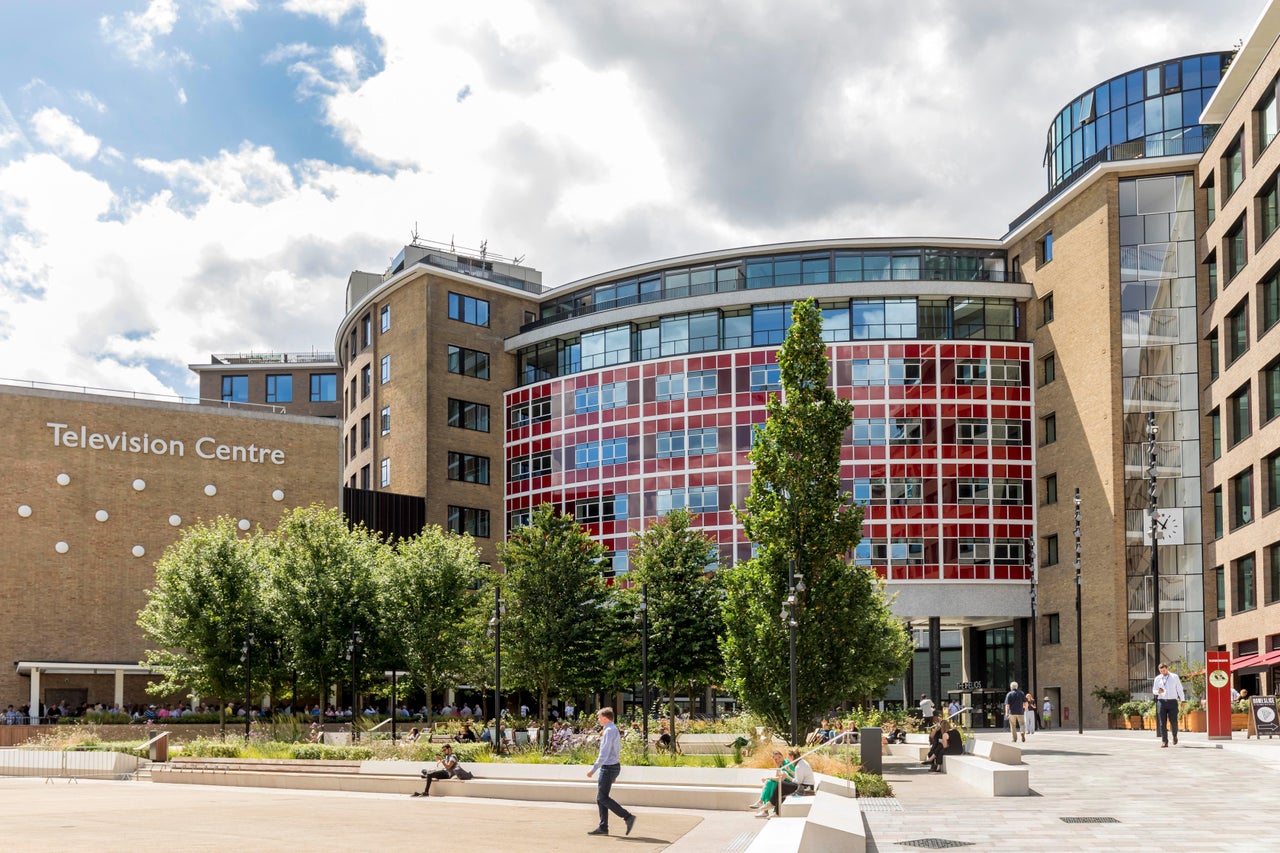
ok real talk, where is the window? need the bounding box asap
[1043,534,1059,567]
[656,486,719,514]
[310,373,337,402]
[957,420,988,445]
[360,414,370,449]
[1041,413,1057,445]
[655,373,685,401]
[1266,449,1280,514]
[1229,383,1251,446]
[1046,613,1061,644]
[574,438,628,468]
[1266,359,1280,424]
[1038,232,1053,264]
[221,375,248,403]
[1212,487,1224,539]
[380,304,391,333]
[991,419,1024,445]
[508,508,531,530]
[359,463,370,489]
[1224,133,1244,196]
[1227,217,1247,280]
[1206,175,1217,226]
[1044,474,1058,505]
[1261,81,1280,150]
[380,406,391,435]
[447,345,490,379]
[266,374,292,403]
[448,292,489,326]
[380,355,391,384]
[1268,542,1280,604]
[1215,567,1226,618]
[750,363,781,392]
[575,381,628,413]
[348,426,356,460]
[1262,179,1279,243]
[1231,467,1254,529]
[1208,253,1218,302]
[955,361,987,384]
[1263,272,1280,335]
[1227,300,1250,364]
[349,377,356,411]
[1210,408,1221,459]
[379,457,390,488]
[687,369,718,397]
[361,313,372,348]
[509,452,552,481]
[1041,353,1056,386]
[657,427,718,458]
[450,448,488,481]
[1234,554,1257,613]
[447,506,490,538]
[1040,293,1054,325]
[573,494,629,524]
[1208,329,1220,381]
[361,365,371,399]
[509,397,553,427]
[447,398,489,432]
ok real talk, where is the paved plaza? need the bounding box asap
[0,728,1276,851]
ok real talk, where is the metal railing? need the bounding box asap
[0,377,289,414]
[0,747,142,781]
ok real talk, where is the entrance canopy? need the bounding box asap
[15,661,155,716]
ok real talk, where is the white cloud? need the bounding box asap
[283,0,363,25]
[206,0,259,25]
[100,0,187,68]
[263,42,317,65]
[74,91,108,114]
[135,143,297,205]
[29,108,101,162]
[177,87,188,105]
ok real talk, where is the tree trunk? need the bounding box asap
[666,681,678,755]
[539,688,550,749]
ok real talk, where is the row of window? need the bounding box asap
[220,373,338,404]
[853,539,1025,565]
[518,297,1018,384]
[1209,450,1280,537]
[1213,542,1280,618]
[537,248,1014,327]
[1208,360,1280,456]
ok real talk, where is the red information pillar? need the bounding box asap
[1206,650,1232,740]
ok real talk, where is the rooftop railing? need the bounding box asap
[210,351,336,365]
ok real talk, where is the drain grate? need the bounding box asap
[897,840,974,849]
[724,830,756,851]
[1060,817,1121,824]
[858,797,905,812]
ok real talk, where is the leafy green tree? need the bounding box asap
[722,298,913,736]
[267,504,388,714]
[498,503,611,742]
[381,525,488,726]
[629,508,724,745]
[138,516,276,727]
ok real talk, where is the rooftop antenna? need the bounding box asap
[411,221,420,243]
[480,239,488,259]
[450,235,455,253]
[513,254,525,265]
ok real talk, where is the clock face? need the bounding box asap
[1209,669,1229,689]
[1147,508,1185,545]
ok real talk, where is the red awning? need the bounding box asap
[1231,654,1262,672]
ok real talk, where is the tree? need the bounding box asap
[381,525,488,727]
[629,508,724,745]
[498,503,611,743]
[267,504,387,714]
[138,516,275,729]
[722,298,913,734]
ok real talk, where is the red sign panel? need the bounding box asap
[1206,650,1232,740]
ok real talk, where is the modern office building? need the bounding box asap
[189,351,342,419]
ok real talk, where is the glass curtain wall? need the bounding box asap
[1119,174,1204,694]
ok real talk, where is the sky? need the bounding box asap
[0,0,1267,399]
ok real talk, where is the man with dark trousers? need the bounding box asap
[586,707,636,837]
[1153,662,1186,747]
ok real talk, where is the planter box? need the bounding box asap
[1127,716,1143,730]
[1183,711,1206,733]
[1231,712,1249,731]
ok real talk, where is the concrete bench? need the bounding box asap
[752,792,867,852]
[885,742,930,761]
[942,754,1029,796]
[745,817,807,852]
[967,738,1023,765]
[670,733,754,755]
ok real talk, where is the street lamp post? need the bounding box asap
[1026,537,1038,705]
[390,669,398,742]
[1074,488,1083,735]
[346,628,361,741]
[1147,412,1161,680]
[240,628,254,738]
[779,558,806,746]
[638,583,649,761]
[489,584,504,755]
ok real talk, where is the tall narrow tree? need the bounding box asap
[722,298,912,732]
[498,503,611,743]
[629,508,724,747]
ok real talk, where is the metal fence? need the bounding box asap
[0,748,140,781]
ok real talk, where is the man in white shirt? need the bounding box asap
[586,707,636,837]
[1153,662,1186,747]
[918,694,934,721]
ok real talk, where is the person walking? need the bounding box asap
[918,694,934,721]
[1024,692,1037,736]
[1004,681,1027,742]
[1153,662,1186,747]
[586,707,636,837]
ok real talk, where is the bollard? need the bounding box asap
[860,727,883,775]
